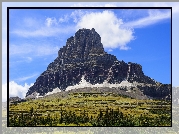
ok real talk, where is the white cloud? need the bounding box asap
[45,17,58,27]
[70,10,86,23]
[76,10,134,50]
[59,15,69,23]
[2,81,34,102]
[9,81,34,99]
[122,9,171,28]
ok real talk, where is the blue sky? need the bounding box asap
[2,2,179,102]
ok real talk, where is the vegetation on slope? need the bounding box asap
[9,90,171,126]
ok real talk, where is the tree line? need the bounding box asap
[9,107,171,126]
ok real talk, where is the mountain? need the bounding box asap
[25,28,171,100]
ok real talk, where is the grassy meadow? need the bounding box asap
[8,90,171,126]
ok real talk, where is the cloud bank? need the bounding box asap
[2,81,34,102]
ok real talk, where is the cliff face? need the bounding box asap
[25,28,171,100]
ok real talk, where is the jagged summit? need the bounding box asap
[25,28,171,100]
[58,28,105,60]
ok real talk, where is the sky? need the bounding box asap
[2,2,179,102]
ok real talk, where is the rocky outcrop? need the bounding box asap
[9,96,23,104]
[9,96,21,102]
[25,28,171,100]
[136,84,171,100]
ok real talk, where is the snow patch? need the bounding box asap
[65,75,135,92]
[45,87,61,96]
[43,76,139,96]
[36,93,43,98]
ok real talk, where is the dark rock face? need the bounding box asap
[137,84,171,100]
[25,28,171,100]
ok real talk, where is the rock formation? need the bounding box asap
[25,28,171,100]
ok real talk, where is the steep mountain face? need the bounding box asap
[25,28,171,100]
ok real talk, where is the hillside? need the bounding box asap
[9,88,171,126]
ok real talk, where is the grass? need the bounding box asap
[8,90,171,126]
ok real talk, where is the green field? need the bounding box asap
[8,90,171,126]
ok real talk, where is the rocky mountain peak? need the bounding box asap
[25,28,171,100]
[58,28,105,60]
